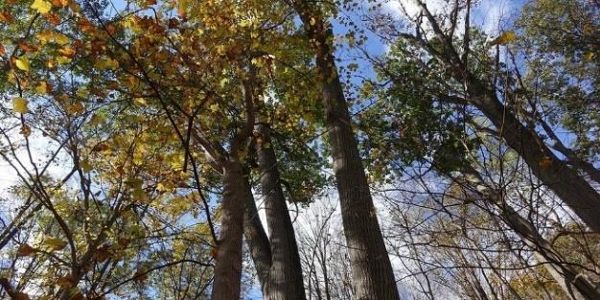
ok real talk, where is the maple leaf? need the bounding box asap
[31,0,52,14]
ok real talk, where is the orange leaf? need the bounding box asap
[16,244,35,257]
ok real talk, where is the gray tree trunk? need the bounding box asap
[211,161,248,300]
[290,3,400,298]
[256,123,307,300]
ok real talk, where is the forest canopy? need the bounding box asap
[0,0,598,299]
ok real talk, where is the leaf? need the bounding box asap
[51,0,70,7]
[88,113,105,126]
[94,57,119,70]
[20,125,32,137]
[58,46,76,58]
[583,51,595,62]
[16,244,36,257]
[66,102,85,115]
[80,159,92,172]
[42,237,67,251]
[12,97,29,114]
[15,57,30,72]
[490,31,517,46]
[91,143,110,152]
[134,97,147,106]
[35,81,50,94]
[31,0,52,14]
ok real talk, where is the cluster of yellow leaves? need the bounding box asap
[12,97,29,114]
[31,0,70,14]
[31,0,52,14]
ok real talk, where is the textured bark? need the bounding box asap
[291,3,400,299]
[244,189,272,291]
[256,123,307,300]
[211,161,248,300]
[465,77,600,233]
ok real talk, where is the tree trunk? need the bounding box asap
[211,161,248,300]
[291,3,400,299]
[243,186,272,291]
[255,123,307,300]
[464,75,600,233]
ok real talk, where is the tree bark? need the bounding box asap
[244,187,272,291]
[256,123,307,300]
[290,3,400,299]
[211,161,248,300]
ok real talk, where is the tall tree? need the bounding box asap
[284,1,401,298]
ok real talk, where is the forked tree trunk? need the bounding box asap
[244,187,272,291]
[211,161,249,300]
[290,3,400,299]
[244,123,306,299]
[256,123,306,299]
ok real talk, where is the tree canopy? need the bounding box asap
[0,0,599,299]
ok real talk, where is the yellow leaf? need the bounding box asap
[490,31,517,46]
[42,237,67,251]
[56,56,71,64]
[13,97,29,113]
[15,57,30,71]
[134,97,147,106]
[31,0,52,14]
